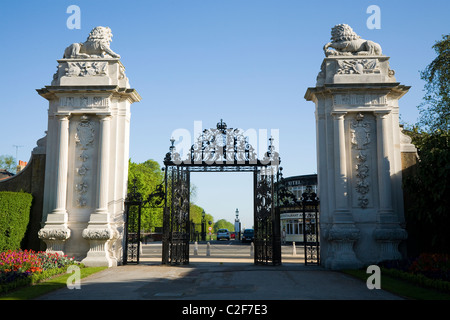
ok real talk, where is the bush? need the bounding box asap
[379,253,450,293]
[0,192,33,251]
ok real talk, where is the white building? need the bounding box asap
[280,174,317,243]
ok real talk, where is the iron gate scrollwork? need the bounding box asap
[123,179,143,264]
[162,120,282,266]
[162,166,190,265]
[277,174,320,265]
[301,188,320,265]
[123,178,165,265]
[254,166,281,265]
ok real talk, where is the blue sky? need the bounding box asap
[0,0,448,228]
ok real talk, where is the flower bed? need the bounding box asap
[379,253,450,293]
[0,250,81,294]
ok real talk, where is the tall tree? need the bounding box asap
[403,34,450,254]
[417,34,450,132]
[127,159,164,231]
[213,219,234,233]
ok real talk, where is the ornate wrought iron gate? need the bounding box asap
[123,179,165,265]
[278,177,320,265]
[162,166,191,265]
[254,167,281,265]
[123,180,143,264]
[162,120,282,266]
[301,189,320,265]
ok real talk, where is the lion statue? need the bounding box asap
[63,26,121,59]
[323,24,382,57]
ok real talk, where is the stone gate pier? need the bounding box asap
[305,24,412,269]
[37,27,141,266]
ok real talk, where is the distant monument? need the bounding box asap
[305,24,412,269]
[37,27,141,266]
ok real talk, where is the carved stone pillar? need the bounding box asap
[373,111,407,260]
[305,24,410,268]
[81,114,117,267]
[38,114,71,254]
[326,111,361,270]
[53,114,70,215]
[94,114,111,217]
[38,27,141,266]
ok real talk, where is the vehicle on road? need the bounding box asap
[241,228,254,243]
[217,228,230,241]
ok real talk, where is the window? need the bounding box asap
[285,219,302,235]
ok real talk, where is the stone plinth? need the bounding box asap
[305,24,410,269]
[38,27,141,267]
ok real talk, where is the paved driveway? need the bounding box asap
[37,242,402,301]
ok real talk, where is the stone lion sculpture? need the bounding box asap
[63,26,121,59]
[323,24,382,57]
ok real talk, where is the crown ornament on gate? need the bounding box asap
[164,120,280,167]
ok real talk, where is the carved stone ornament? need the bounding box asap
[65,61,108,77]
[351,113,371,208]
[75,115,95,150]
[63,26,120,59]
[336,59,380,75]
[374,228,408,241]
[323,24,383,57]
[82,228,113,241]
[60,96,109,109]
[38,228,71,240]
[351,113,370,150]
[333,93,387,106]
[327,227,360,241]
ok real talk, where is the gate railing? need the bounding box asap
[123,178,165,265]
[277,176,320,266]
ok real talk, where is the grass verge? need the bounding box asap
[343,268,450,300]
[0,266,107,300]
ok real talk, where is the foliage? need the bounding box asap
[127,159,227,236]
[190,204,212,232]
[213,219,234,233]
[0,155,16,172]
[402,34,450,255]
[0,249,80,294]
[0,266,106,300]
[127,159,164,231]
[417,34,450,132]
[0,192,33,251]
[377,253,450,295]
[403,128,450,254]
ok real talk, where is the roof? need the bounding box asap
[0,169,15,181]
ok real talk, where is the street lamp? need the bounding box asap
[235,208,241,241]
[201,210,206,241]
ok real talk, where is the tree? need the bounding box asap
[190,204,214,234]
[213,219,234,233]
[127,159,164,232]
[403,34,450,254]
[417,34,450,132]
[0,155,16,172]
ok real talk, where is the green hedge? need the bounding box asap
[0,192,33,251]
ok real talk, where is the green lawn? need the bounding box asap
[343,269,450,300]
[0,266,107,300]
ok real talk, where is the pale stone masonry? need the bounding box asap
[38,27,141,267]
[305,24,410,269]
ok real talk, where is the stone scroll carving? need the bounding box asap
[350,113,371,208]
[74,115,95,208]
[65,61,108,77]
[323,24,383,57]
